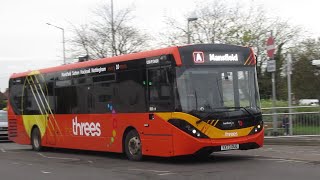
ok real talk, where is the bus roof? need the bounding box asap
[10,44,253,79]
[10,46,182,79]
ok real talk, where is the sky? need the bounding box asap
[0,0,320,92]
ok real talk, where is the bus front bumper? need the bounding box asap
[172,128,264,156]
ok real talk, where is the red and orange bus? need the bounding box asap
[8,44,263,160]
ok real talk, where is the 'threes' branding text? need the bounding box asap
[72,117,101,136]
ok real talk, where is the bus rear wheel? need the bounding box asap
[31,127,42,151]
[124,129,142,161]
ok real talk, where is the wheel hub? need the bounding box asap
[128,137,141,155]
[33,136,39,148]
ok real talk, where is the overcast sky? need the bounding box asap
[0,0,319,92]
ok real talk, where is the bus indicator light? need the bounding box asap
[238,120,243,127]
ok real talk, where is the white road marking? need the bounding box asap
[158,173,176,176]
[129,168,171,173]
[38,153,80,161]
[1,148,6,152]
[129,169,177,176]
[41,171,52,174]
[255,158,308,164]
[129,168,170,173]
[218,153,311,164]
[260,148,320,156]
[254,158,278,161]
[310,151,320,153]
[275,159,307,163]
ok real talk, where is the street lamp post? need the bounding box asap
[46,23,66,64]
[187,17,198,44]
[287,54,293,135]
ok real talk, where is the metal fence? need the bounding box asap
[262,106,320,136]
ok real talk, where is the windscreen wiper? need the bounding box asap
[195,109,231,124]
[196,112,212,124]
[222,106,256,119]
[240,107,255,118]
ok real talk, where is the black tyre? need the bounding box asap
[31,127,42,151]
[124,129,143,161]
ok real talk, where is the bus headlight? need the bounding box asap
[168,119,209,138]
[249,121,263,135]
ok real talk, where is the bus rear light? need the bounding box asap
[168,119,209,138]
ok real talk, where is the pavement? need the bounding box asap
[264,135,320,146]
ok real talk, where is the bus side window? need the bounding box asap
[113,69,146,113]
[148,67,174,111]
[23,84,42,115]
[46,82,55,113]
[55,86,78,114]
[9,78,24,115]
[92,81,115,113]
[90,73,116,113]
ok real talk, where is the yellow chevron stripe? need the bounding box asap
[213,120,219,127]
[156,112,254,139]
[23,76,48,138]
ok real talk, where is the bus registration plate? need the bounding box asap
[221,144,239,151]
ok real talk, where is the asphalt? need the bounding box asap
[1,142,320,180]
[264,135,320,146]
[1,135,319,146]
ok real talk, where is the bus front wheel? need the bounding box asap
[31,127,42,151]
[124,129,142,161]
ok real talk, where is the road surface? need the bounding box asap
[0,142,319,180]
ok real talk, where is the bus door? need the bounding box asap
[46,114,57,145]
[40,81,56,145]
[45,81,60,145]
[144,65,175,156]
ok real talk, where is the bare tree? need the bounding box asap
[158,0,305,100]
[160,1,242,45]
[161,0,302,74]
[70,2,149,60]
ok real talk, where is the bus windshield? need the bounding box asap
[175,66,260,113]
